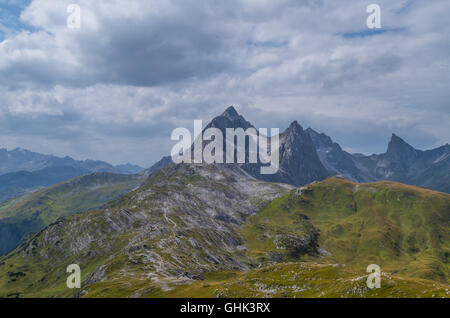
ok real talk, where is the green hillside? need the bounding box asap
[0,172,144,255]
[241,177,450,282]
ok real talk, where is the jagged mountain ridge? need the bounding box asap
[205,106,254,132]
[156,106,330,187]
[144,107,449,193]
[0,147,143,175]
[361,134,450,185]
[260,121,329,186]
[150,106,449,192]
[354,136,450,192]
[306,128,450,193]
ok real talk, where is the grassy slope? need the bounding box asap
[162,263,449,298]
[0,176,448,298]
[240,177,450,282]
[79,262,449,298]
[0,173,144,255]
[0,209,122,298]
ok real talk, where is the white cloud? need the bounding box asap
[0,0,448,166]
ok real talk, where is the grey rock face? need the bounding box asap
[247,121,329,186]
[306,128,373,182]
[150,106,329,187]
[205,106,254,131]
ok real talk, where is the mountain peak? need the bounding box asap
[221,106,240,120]
[386,133,419,165]
[206,106,253,131]
[387,134,415,153]
[285,121,303,134]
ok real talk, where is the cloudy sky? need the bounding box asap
[0,0,449,167]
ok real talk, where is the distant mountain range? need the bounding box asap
[0,148,144,175]
[3,107,447,199]
[0,148,144,203]
[307,128,450,193]
[0,166,91,203]
[150,106,450,193]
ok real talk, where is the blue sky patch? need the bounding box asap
[0,0,34,41]
[340,28,404,39]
